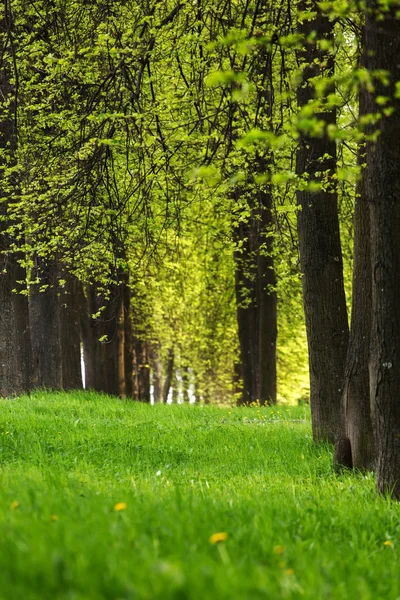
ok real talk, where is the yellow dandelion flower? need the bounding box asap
[209,532,228,544]
[51,515,59,521]
[273,545,285,555]
[285,569,295,576]
[384,540,393,546]
[10,501,19,510]
[114,502,127,512]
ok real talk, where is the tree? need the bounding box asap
[365,0,400,496]
[296,1,349,442]
[335,26,375,471]
[0,4,31,397]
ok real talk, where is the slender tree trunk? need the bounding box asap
[137,338,150,402]
[182,365,190,403]
[151,342,163,403]
[365,1,400,496]
[335,53,375,471]
[30,259,62,389]
[163,347,174,403]
[257,172,277,406]
[296,1,349,443]
[59,276,83,390]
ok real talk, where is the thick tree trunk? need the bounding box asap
[0,12,32,397]
[80,282,125,396]
[234,182,277,406]
[365,2,400,496]
[123,284,133,398]
[296,2,349,443]
[132,335,150,402]
[59,276,83,390]
[335,64,375,471]
[80,284,99,391]
[0,258,32,396]
[98,284,125,396]
[30,259,62,389]
[234,217,259,404]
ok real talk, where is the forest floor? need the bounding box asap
[0,392,399,599]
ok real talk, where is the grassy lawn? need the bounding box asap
[0,392,399,599]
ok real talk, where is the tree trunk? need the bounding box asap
[30,259,62,389]
[234,208,259,405]
[151,342,163,403]
[335,48,375,471]
[59,276,83,390]
[257,176,277,406]
[80,282,125,396]
[123,284,133,398]
[163,348,174,403]
[80,284,99,391]
[365,1,400,496]
[0,11,32,397]
[296,1,349,443]
[182,365,190,403]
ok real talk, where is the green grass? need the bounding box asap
[0,391,399,599]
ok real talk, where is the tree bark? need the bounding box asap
[80,282,125,396]
[0,10,32,396]
[234,210,259,404]
[335,48,375,471]
[365,1,400,496]
[151,342,163,403]
[163,347,174,403]
[123,284,133,397]
[59,275,83,390]
[29,259,62,389]
[257,173,277,405]
[296,2,349,443]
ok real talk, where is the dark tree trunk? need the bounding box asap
[30,259,62,389]
[234,180,277,406]
[182,365,190,403]
[151,342,163,403]
[296,1,349,443]
[138,339,150,402]
[80,284,99,391]
[59,276,83,390]
[80,282,125,396]
[98,284,125,397]
[234,214,259,404]
[233,22,277,406]
[0,11,32,396]
[123,284,133,398]
[365,1,400,496]
[163,347,174,403]
[257,175,277,406]
[0,258,32,396]
[335,52,375,471]
[132,335,150,402]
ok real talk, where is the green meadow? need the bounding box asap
[0,392,399,599]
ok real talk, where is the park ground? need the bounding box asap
[0,392,399,599]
